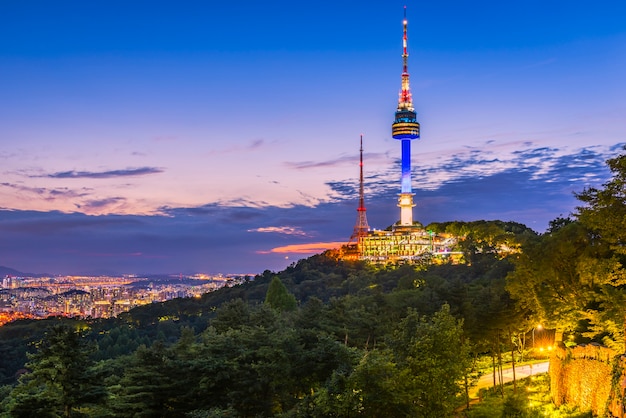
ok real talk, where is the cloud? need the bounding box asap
[0,182,157,216]
[326,179,358,197]
[0,211,143,235]
[337,144,619,233]
[79,197,127,211]
[248,226,309,236]
[285,152,387,170]
[43,167,164,179]
[249,139,264,149]
[0,182,92,200]
[337,142,621,202]
[285,155,354,170]
[0,151,18,160]
[160,203,267,224]
[264,241,345,255]
[206,138,267,156]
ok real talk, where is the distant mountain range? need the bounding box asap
[0,266,28,277]
[0,266,54,278]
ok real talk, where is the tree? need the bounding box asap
[110,342,183,417]
[210,298,251,332]
[313,305,471,417]
[507,150,626,349]
[389,304,471,417]
[574,149,626,349]
[265,276,297,312]
[576,149,626,253]
[5,324,104,418]
[506,222,597,338]
[347,349,412,417]
[309,349,406,418]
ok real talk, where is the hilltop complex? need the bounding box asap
[344,7,460,264]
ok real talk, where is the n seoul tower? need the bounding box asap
[392,6,420,227]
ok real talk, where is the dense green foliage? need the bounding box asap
[507,149,626,350]
[2,324,105,417]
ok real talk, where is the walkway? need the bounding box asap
[455,361,550,416]
[470,361,550,398]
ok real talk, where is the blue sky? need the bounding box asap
[1,1,625,275]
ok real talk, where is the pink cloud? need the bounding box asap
[263,241,345,255]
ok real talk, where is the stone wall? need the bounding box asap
[550,344,626,417]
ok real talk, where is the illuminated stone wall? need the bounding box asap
[550,344,626,417]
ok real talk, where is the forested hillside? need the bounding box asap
[0,219,533,417]
[1,149,626,417]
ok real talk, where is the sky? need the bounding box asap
[1,1,625,275]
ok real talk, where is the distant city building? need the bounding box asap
[0,273,247,324]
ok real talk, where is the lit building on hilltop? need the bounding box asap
[342,7,460,265]
[359,229,458,263]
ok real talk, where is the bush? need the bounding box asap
[501,393,527,417]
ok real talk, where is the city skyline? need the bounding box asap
[1,1,625,274]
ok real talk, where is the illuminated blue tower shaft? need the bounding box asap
[392,7,420,226]
[401,139,412,193]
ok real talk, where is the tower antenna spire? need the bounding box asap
[350,134,370,241]
[399,5,412,111]
[392,5,420,227]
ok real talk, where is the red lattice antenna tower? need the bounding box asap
[350,135,370,241]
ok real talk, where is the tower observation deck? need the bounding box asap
[392,6,420,227]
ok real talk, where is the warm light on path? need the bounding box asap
[469,361,550,399]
